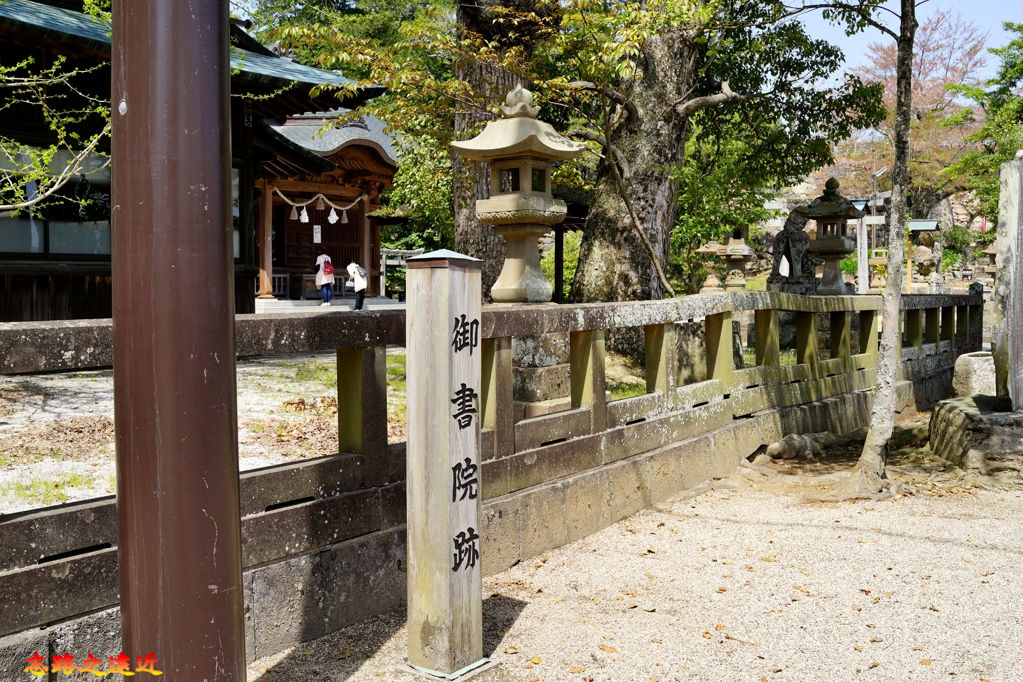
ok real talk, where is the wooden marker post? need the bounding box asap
[406,249,488,678]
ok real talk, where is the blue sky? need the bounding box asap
[800,0,1018,82]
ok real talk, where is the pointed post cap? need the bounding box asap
[500,85,541,118]
[406,249,482,270]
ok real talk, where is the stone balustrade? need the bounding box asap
[0,290,982,662]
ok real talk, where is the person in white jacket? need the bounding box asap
[347,260,367,310]
[314,251,334,306]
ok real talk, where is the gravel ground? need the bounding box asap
[0,352,395,515]
[248,479,1023,682]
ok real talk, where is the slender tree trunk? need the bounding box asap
[838,0,917,496]
[571,32,699,303]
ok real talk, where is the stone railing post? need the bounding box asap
[859,310,879,361]
[969,301,984,351]
[795,312,819,375]
[705,312,735,387]
[940,306,955,346]
[830,311,852,363]
[956,304,970,347]
[754,309,780,367]
[924,307,940,352]
[405,250,488,678]
[904,309,923,355]
[481,336,515,460]
[337,346,388,483]
[645,323,678,407]
[570,329,607,432]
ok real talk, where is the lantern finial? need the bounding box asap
[500,85,540,119]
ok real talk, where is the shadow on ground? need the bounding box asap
[251,594,528,681]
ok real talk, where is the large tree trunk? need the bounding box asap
[837,0,917,496]
[452,59,519,297]
[571,32,699,303]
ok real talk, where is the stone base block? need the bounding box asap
[953,351,996,396]
[514,396,572,420]
[929,395,1023,467]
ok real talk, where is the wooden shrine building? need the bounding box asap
[256,113,396,300]
[0,0,387,321]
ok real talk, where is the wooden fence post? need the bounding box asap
[405,250,488,678]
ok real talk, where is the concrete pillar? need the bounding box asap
[405,251,487,678]
[830,311,851,362]
[859,310,879,360]
[904,309,923,354]
[992,153,1023,405]
[940,306,955,344]
[956,304,969,344]
[924,307,940,349]
[754,309,780,367]
[645,323,678,404]
[482,336,514,459]
[570,329,607,432]
[706,312,734,387]
[337,345,388,483]
[795,312,819,375]
[969,302,984,351]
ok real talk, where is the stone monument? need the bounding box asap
[802,178,864,295]
[768,178,863,295]
[992,151,1023,408]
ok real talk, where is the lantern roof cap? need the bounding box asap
[794,177,865,219]
[451,86,587,162]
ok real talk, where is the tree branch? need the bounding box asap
[570,80,639,121]
[0,122,111,212]
[674,81,748,118]
[789,2,899,41]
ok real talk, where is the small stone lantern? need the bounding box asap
[800,178,864,295]
[696,241,725,293]
[451,86,586,302]
[722,229,755,291]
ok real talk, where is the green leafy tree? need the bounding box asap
[255,0,881,305]
[946,23,1023,226]
[545,0,883,303]
[845,8,989,218]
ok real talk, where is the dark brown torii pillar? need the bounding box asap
[112,1,246,678]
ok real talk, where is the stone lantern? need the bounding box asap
[722,229,755,291]
[451,86,586,302]
[696,241,725,293]
[799,178,864,295]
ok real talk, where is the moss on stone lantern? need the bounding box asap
[451,86,586,302]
